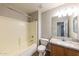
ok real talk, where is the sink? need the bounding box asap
[61,38,79,45]
[59,37,70,42]
[61,38,79,43]
[61,39,66,41]
[50,37,79,44]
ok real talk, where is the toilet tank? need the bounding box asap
[40,38,49,46]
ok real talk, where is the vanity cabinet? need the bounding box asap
[50,44,79,56]
[64,48,79,56]
[50,44,64,56]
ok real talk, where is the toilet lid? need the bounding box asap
[38,45,46,51]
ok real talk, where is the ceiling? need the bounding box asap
[1,3,64,14]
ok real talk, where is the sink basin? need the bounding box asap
[60,38,79,45]
[61,39,66,41]
[50,37,79,43]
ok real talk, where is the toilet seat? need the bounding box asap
[37,38,49,56]
[38,45,46,52]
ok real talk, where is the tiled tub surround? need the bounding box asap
[0,6,37,56]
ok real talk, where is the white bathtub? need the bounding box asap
[19,43,37,56]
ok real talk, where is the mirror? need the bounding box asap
[73,16,78,33]
[51,16,78,39]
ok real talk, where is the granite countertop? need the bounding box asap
[50,38,79,51]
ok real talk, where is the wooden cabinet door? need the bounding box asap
[50,44,79,56]
[51,44,64,56]
[64,48,79,56]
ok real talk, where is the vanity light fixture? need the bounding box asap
[53,6,79,17]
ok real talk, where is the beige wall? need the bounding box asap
[41,12,52,39]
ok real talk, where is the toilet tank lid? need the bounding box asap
[39,38,49,41]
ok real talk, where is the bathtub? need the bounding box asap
[19,43,37,56]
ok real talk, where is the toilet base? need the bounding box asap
[38,51,46,56]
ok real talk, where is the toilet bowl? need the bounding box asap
[37,38,49,56]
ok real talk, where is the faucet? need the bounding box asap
[62,37,65,41]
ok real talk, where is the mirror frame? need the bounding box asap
[73,16,78,33]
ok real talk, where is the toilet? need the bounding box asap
[37,38,49,56]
